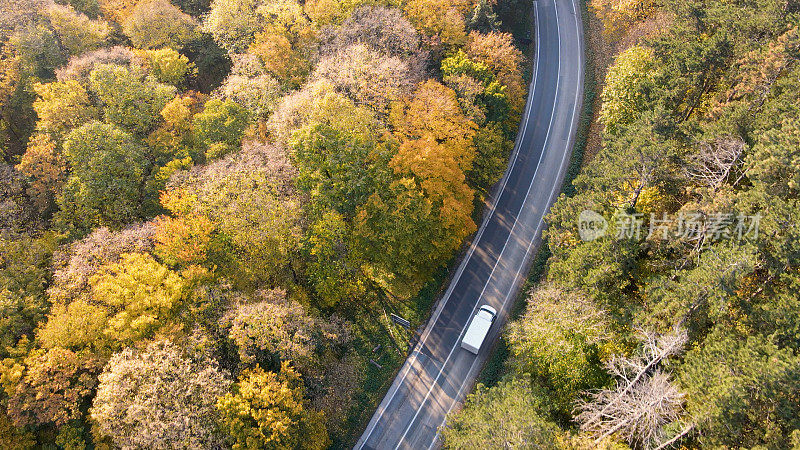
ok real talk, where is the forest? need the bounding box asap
[442,0,800,449]
[0,0,527,447]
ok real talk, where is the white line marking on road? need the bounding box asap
[393,2,566,447]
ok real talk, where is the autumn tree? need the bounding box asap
[5,347,103,428]
[316,6,428,71]
[465,31,525,119]
[91,340,230,448]
[589,0,659,39]
[31,79,97,137]
[216,362,330,450]
[153,213,215,267]
[216,54,282,122]
[247,0,316,86]
[349,81,479,297]
[122,0,199,50]
[203,0,263,54]
[311,44,419,114]
[16,133,67,210]
[268,79,380,145]
[304,0,385,27]
[136,48,196,88]
[222,289,351,374]
[403,0,472,49]
[390,80,477,163]
[37,299,109,351]
[44,4,109,56]
[147,93,203,175]
[48,222,155,304]
[55,46,134,82]
[168,141,303,289]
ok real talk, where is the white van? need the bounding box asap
[460,305,497,354]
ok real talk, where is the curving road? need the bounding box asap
[356,0,584,448]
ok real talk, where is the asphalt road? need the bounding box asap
[355,0,585,448]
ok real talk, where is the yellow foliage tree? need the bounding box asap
[403,0,473,48]
[589,0,660,39]
[248,0,316,86]
[465,31,526,117]
[89,252,186,343]
[390,80,477,171]
[153,214,215,267]
[216,362,330,450]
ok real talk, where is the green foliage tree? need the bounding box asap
[289,123,389,217]
[301,211,366,307]
[10,21,67,78]
[0,288,47,357]
[599,46,658,136]
[57,121,149,230]
[0,409,35,449]
[216,362,330,450]
[469,122,509,192]
[680,329,800,448]
[192,98,250,159]
[88,63,176,135]
[507,284,614,412]
[355,177,460,298]
[441,378,563,449]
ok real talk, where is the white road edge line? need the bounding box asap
[357,2,545,445]
[433,0,584,445]
[393,1,564,447]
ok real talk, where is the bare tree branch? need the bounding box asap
[684,137,746,191]
[574,327,691,449]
